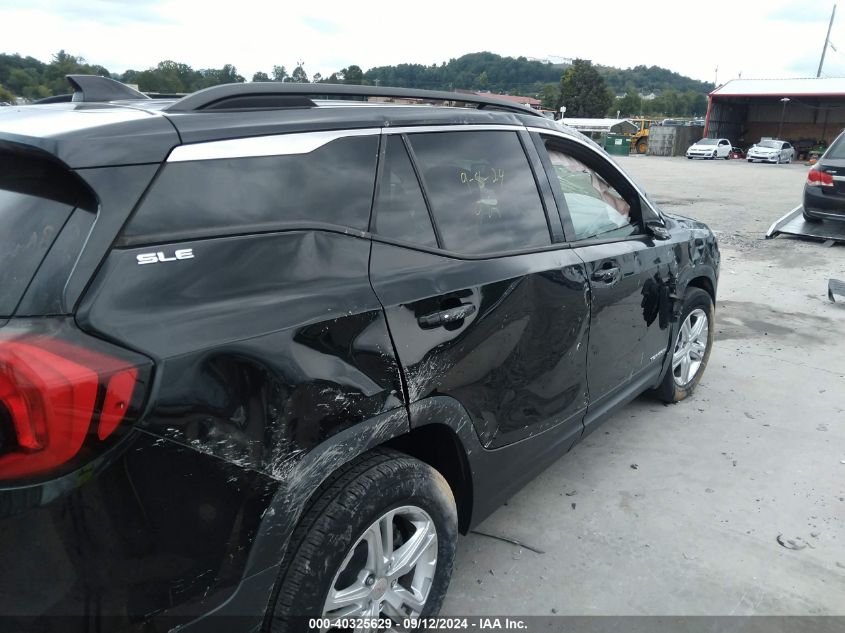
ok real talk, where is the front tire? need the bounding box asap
[653,287,714,403]
[267,449,458,632]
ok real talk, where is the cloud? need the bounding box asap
[767,2,833,23]
[300,16,340,34]
[22,0,170,25]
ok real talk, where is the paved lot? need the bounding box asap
[442,156,845,616]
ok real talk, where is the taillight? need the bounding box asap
[0,320,151,482]
[807,167,834,187]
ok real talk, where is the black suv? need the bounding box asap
[0,76,719,631]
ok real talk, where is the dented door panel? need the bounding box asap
[575,237,677,410]
[369,241,590,449]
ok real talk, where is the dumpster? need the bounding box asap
[604,133,630,156]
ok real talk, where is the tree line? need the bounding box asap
[0,50,711,118]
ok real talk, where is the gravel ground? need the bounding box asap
[442,155,845,617]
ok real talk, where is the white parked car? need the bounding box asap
[686,138,732,159]
[747,139,794,163]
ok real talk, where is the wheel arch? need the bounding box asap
[384,423,474,534]
[686,274,716,304]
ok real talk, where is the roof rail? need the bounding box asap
[66,75,149,102]
[163,82,544,117]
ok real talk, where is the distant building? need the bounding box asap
[706,77,845,148]
[475,92,541,108]
[560,118,638,135]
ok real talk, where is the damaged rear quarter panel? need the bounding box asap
[74,230,410,615]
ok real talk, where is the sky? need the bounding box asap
[2,0,845,86]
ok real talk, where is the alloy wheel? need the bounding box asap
[672,308,709,387]
[321,505,438,630]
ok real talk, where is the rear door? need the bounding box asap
[534,132,677,430]
[369,127,590,449]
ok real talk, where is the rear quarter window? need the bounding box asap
[124,134,379,241]
[0,146,95,316]
[825,133,845,159]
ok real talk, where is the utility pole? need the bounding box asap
[778,98,790,139]
[818,4,837,77]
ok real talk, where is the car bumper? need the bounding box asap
[687,151,717,158]
[747,154,779,162]
[0,431,278,624]
[803,187,845,221]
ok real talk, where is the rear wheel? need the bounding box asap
[637,140,648,154]
[267,449,458,632]
[653,287,714,403]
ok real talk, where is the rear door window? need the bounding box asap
[406,131,551,255]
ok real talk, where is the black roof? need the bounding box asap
[0,75,569,168]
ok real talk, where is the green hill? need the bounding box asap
[1,50,712,117]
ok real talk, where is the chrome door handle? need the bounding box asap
[418,304,476,328]
[591,267,620,284]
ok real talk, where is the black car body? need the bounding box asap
[803,129,845,223]
[0,77,719,631]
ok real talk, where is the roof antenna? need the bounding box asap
[818,3,837,77]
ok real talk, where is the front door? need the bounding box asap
[535,133,677,426]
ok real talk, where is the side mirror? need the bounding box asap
[646,220,671,240]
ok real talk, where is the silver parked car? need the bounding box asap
[747,139,795,163]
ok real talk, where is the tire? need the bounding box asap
[653,287,714,403]
[637,140,648,154]
[267,448,458,632]
[803,208,822,223]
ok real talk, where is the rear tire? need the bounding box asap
[637,140,648,154]
[653,287,714,403]
[266,448,458,632]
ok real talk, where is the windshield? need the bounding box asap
[758,140,780,149]
[696,139,718,145]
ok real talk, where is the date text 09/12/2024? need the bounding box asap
[308,617,529,630]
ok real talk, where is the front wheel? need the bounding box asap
[267,449,458,632]
[653,287,714,403]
